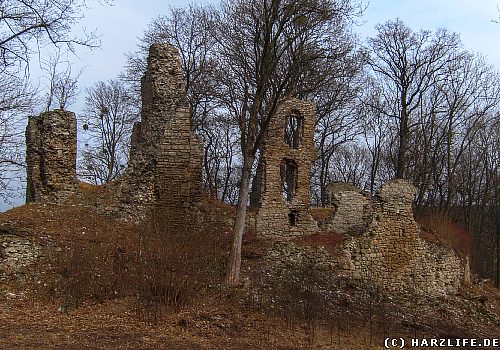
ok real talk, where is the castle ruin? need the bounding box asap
[25,110,78,203]
[24,43,469,296]
[116,44,203,224]
[340,180,468,294]
[256,99,318,238]
[324,181,372,234]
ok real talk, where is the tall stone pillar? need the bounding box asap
[256,99,318,238]
[118,43,203,224]
[25,110,77,203]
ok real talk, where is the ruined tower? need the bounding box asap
[25,110,78,203]
[118,43,203,224]
[256,99,318,238]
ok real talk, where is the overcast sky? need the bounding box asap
[2,0,500,211]
[62,0,500,105]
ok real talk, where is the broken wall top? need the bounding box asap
[263,98,316,161]
[375,179,416,215]
[25,109,77,203]
[116,43,202,222]
[140,43,190,145]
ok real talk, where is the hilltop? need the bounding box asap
[0,188,499,349]
[2,42,498,349]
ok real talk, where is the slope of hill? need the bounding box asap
[0,195,499,349]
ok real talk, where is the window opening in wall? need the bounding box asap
[281,159,298,202]
[288,210,299,226]
[284,112,302,149]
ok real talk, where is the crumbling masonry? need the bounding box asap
[255,102,468,295]
[25,110,78,203]
[25,44,203,227]
[256,99,318,238]
[267,180,469,296]
[341,180,468,294]
[324,181,372,234]
[24,43,468,296]
[116,43,203,224]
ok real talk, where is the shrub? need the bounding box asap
[44,206,231,322]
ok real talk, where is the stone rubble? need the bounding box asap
[22,43,469,297]
[0,232,41,281]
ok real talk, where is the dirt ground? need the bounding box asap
[1,201,499,349]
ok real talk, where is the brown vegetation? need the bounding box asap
[1,200,499,349]
[417,212,474,256]
[309,208,334,222]
[293,232,347,255]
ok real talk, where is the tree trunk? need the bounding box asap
[445,116,454,212]
[319,149,328,206]
[249,152,263,207]
[396,107,409,179]
[225,152,254,285]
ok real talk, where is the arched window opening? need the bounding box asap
[281,159,298,202]
[288,210,299,226]
[284,112,303,149]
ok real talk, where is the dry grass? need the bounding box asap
[1,201,499,349]
[206,197,236,213]
[0,201,231,318]
[78,181,103,192]
[0,293,394,349]
[416,212,474,256]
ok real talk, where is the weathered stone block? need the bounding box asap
[25,110,77,203]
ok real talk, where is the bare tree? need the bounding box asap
[41,49,83,111]
[0,0,106,206]
[366,19,461,178]
[328,142,370,187]
[0,73,37,203]
[201,112,240,202]
[436,52,500,210]
[312,62,365,205]
[122,5,218,124]
[364,19,500,283]
[79,79,138,185]
[358,78,394,194]
[0,0,99,72]
[216,0,363,285]
[121,5,236,200]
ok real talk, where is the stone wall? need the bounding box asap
[116,43,203,224]
[252,102,465,296]
[256,99,318,238]
[323,181,371,234]
[0,228,41,282]
[264,180,468,296]
[23,44,203,226]
[25,110,78,203]
[19,43,467,298]
[339,180,467,295]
